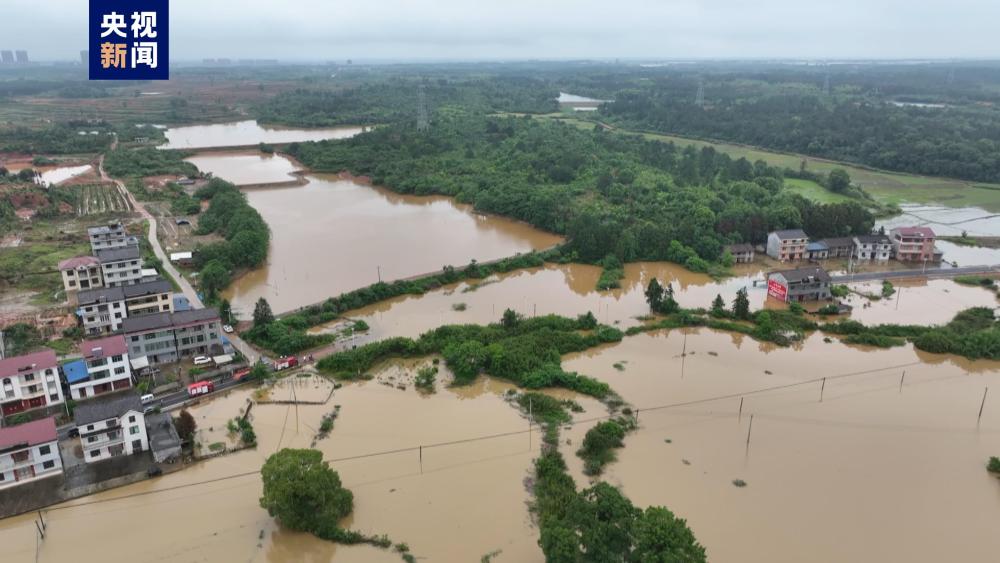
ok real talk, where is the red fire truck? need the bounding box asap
[187,380,215,397]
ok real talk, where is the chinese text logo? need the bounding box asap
[89,1,169,80]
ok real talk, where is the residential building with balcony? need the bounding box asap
[767,266,832,302]
[123,308,223,366]
[96,246,143,288]
[0,350,65,418]
[63,335,134,401]
[59,255,103,293]
[123,278,173,317]
[73,392,148,463]
[0,417,62,490]
[853,234,892,261]
[88,223,137,252]
[819,237,855,259]
[766,229,808,261]
[76,286,127,335]
[724,243,755,264]
[890,227,938,262]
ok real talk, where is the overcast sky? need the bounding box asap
[2,0,998,61]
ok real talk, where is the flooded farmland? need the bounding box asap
[222,172,563,315]
[160,120,365,149]
[561,330,1000,563]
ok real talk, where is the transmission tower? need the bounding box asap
[823,74,830,96]
[695,80,705,107]
[416,84,429,131]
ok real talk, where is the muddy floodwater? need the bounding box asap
[313,260,995,341]
[222,174,563,316]
[0,368,604,562]
[186,152,302,186]
[160,120,365,149]
[561,330,1000,563]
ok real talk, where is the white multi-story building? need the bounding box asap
[75,278,173,335]
[96,246,143,288]
[853,234,892,261]
[63,335,134,401]
[59,255,104,293]
[0,417,63,489]
[88,223,136,252]
[0,350,65,419]
[73,392,149,463]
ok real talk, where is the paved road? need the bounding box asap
[830,264,1000,283]
[99,151,260,365]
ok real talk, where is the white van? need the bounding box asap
[141,393,155,405]
[193,356,211,366]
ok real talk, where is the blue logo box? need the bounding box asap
[89,0,169,80]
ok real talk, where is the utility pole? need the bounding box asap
[680,333,688,378]
[0,330,5,360]
[528,396,533,451]
[978,387,989,424]
[695,79,705,108]
[377,265,381,283]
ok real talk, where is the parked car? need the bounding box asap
[193,356,211,366]
[223,324,234,333]
[140,393,155,405]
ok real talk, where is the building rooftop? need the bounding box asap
[80,334,128,360]
[146,412,182,454]
[770,266,832,284]
[771,229,808,240]
[0,417,58,451]
[87,223,125,236]
[725,243,754,253]
[806,241,829,251]
[95,246,141,264]
[121,308,220,334]
[0,349,58,379]
[73,391,143,426]
[821,237,855,248]
[62,359,90,384]
[77,285,125,306]
[169,251,193,261]
[892,226,936,238]
[122,278,172,299]
[855,234,892,244]
[58,255,100,270]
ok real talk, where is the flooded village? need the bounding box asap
[3,56,1000,563]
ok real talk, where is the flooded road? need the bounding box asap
[186,151,302,186]
[161,120,365,149]
[222,174,563,316]
[560,330,1000,563]
[0,368,592,562]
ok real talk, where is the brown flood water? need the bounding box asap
[0,366,608,562]
[561,330,1000,563]
[161,120,365,150]
[220,173,563,316]
[186,152,303,186]
[312,261,995,341]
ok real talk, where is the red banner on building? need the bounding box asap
[767,278,788,302]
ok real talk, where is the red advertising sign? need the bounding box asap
[767,279,788,302]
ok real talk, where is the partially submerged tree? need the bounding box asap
[260,448,354,533]
[253,297,275,328]
[173,409,197,442]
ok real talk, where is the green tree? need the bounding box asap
[173,409,197,441]
[200,259,230,296]
[828,168,851,193]
[660,283,679,314]
[733,287,751,320]
[645,279,664,312]
[710,294,726,317]
[574,483,638,562]
[253,298,275,328]
[502,308,521,329]
[631,506,707,563]
[219,298,232,324]
[260,449,354,532]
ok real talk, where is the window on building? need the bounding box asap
[90,450,100,458]
[39,445,50,455]
[49,394,59,402]
[128,415,135,423]
[87,424,94,431]
[132,440,142,451]
[43,460,55,469]
[131,336,139,342]
[130,426,139,435]
[114,367,125,375]
[112,355,122,362]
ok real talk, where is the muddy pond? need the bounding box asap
[160,120,366,150]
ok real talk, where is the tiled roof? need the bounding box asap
[770,266,832,283]
[855,234,891,244]
[892,226,935,237]
[73,391,143,426]
[121,308,220,334]
[0,417,58,450]
[87,223,124,236]
[77,286,125,306]
[771,229,808,239]
[58,255,100,270]
[80,334,128,359]
[95,246,140,264]
[0,349,58,379]
[122,278,172,299]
